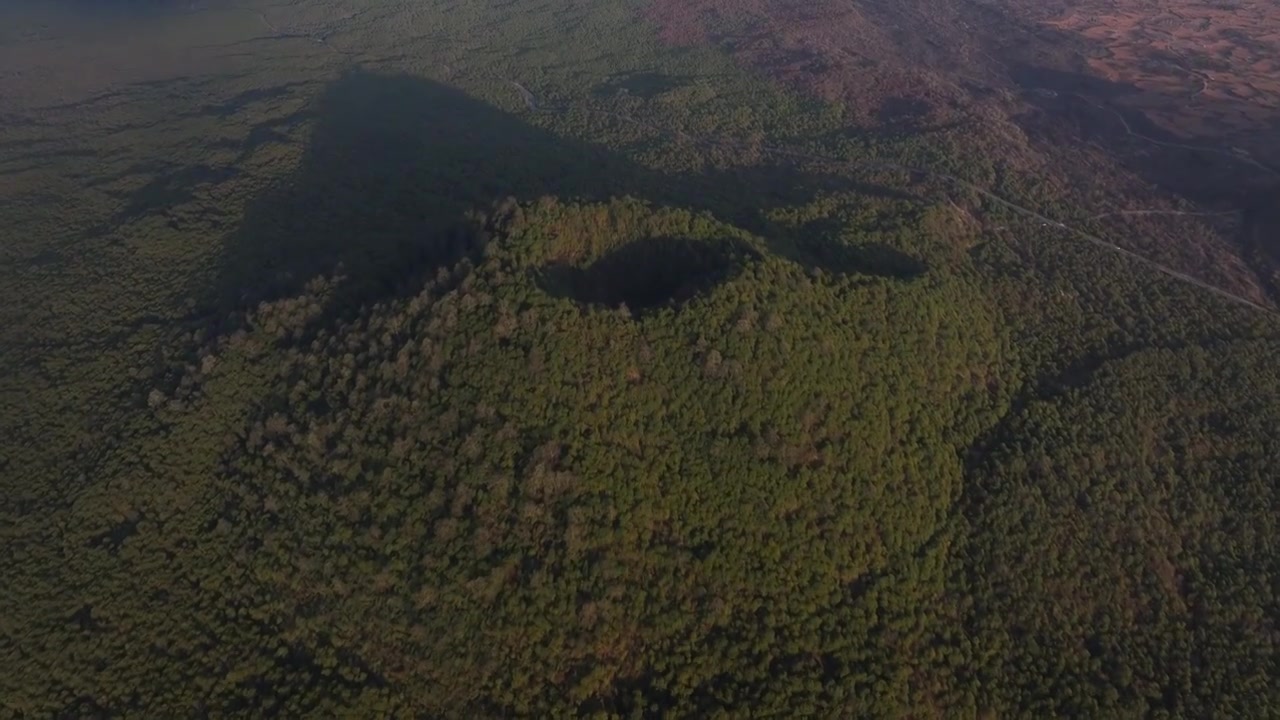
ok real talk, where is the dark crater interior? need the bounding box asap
[798,238,928,279]
[537,236,758,316]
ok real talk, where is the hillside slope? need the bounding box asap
[1,0,1278,716]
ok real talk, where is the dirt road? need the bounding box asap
[511,81,1278,317]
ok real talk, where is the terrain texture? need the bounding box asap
[1,0,1278,717]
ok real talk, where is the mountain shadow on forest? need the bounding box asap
[209,70,656,314]
[536,236,759,317]
[1009,64,1142,101]
[208,70,908,323]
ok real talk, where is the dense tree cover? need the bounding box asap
[959,342,1280,717]
[3,0,1279,717]
[5,197,1009,715]
[6,189,1279,716]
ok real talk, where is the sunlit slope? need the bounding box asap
[959,341,1280,717]
[3,196,1008,715]
[1,0,1278,716]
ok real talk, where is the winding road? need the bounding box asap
[511,82,1278,317]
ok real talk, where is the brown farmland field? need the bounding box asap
[1037,0,1280,145]
[647,0,1280,301]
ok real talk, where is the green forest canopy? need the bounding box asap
[6,193,1278,717]
[1,0,1277,717]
